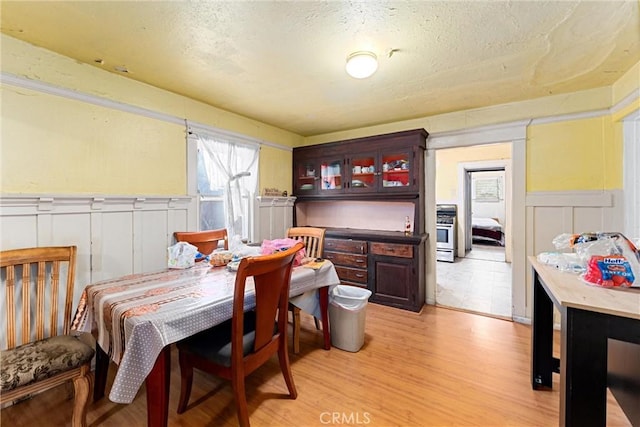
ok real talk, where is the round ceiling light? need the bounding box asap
[345,51,378,79]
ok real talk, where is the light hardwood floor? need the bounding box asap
[1,303,631,426]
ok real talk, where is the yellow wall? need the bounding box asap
[526,116,620,191]
[1,85,186,194]
[435,144,511,201]
[258,145,292,194]
[1,34,638,197]
[1,34,301,195]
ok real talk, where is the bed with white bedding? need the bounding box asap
[472,217,504,246]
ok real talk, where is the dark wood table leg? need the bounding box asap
[531,269,554,390]
[561,308,608,426]
[319,286,331,350]
[145,346,171,427]
[94,345,110,401]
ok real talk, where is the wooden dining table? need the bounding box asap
[71,260,340,427]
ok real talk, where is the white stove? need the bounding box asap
[436,205,457,262]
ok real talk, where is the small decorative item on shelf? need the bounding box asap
[404,216,411,235]
[262,188,283,197]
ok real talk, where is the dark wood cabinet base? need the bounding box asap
[323,229,427,312]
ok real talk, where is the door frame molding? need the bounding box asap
[457,161,510,261]
[427,120,527,320]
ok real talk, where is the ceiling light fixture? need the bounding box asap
[345,51,378,79]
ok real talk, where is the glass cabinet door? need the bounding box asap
[294,159,319,194]
[319,159,343,193]
[349,153,377,192]
[381,150,413,190]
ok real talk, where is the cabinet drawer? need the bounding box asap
[334,266,368,284]
[324,238,368,254]
[370,242,413,258]
[324,251,367,268]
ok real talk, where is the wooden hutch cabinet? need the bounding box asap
[292,129,429,312]
[293,129,426,203]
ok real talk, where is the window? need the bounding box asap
[194,133,259,241]
[473,177,501,202]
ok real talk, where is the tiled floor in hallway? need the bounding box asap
[436,244,512,318]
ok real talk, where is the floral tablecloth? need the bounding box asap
[71,261,339,403]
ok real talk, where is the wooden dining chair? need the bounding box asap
[176,241,304,427]
[286,226,326,354]
[0,246,94,427]
[174,228,229,255]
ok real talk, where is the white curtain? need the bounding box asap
[197,134,259,239]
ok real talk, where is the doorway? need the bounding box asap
[434,148,513,319]
[465,169,506,262]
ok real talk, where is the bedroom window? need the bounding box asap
[473,176,502,202]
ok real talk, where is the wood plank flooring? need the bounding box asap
[1,303,632,426]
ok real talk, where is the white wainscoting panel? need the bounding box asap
[524,189,624,322]
[0,195,195,310]
[253,197,296,242]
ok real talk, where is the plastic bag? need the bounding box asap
[167,242,198,269]
[229,234,244,253]
[536,252,584,273]
[330,285,372,311]
[551,232,640,287]
[260,238,306,266]
[583,255,635,287]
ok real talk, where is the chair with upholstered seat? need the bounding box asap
[286,226,326,354]
[174,228,229,255]
[176,241,304,427]
[0,246,94,427]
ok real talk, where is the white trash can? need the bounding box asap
[329,285,372,352]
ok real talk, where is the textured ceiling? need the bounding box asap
[1,1,638,136]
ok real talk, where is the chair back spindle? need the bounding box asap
[1,246,77,350]
[285,226,326,354]
[1,245,93,427]
[286,227,325,258]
